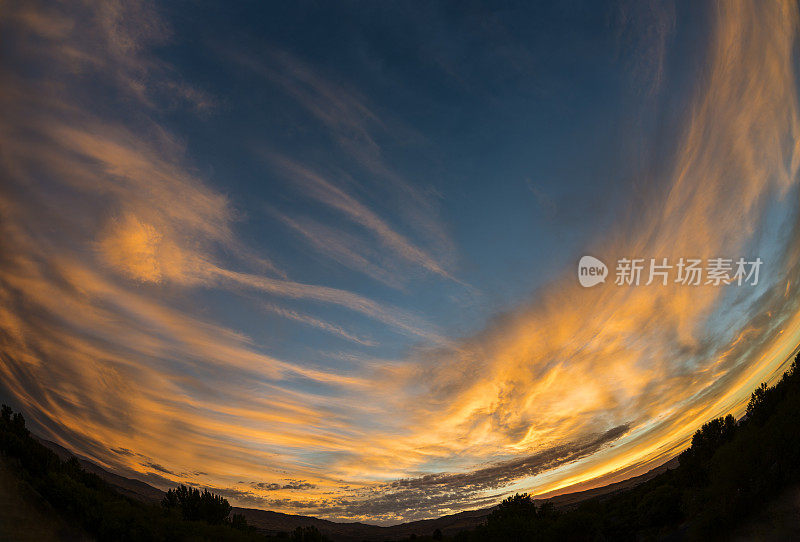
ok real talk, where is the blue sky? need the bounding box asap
[151,1,680,352]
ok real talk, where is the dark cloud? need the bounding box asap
[213,425,629,522]
[143,462,178,477]
[331,424,631,520]
[388,424,629,493]
[254,480,318,491]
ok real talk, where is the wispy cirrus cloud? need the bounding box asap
[266,155,456,281]
[614,0,677,97]
[270,210,406,289]
[233,48,460,285]
[262,303,377,347]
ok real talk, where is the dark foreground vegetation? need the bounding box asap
[3,352,800,541]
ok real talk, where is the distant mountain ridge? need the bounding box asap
[33,436,677,540]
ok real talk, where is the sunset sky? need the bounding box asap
[2,0,800,525]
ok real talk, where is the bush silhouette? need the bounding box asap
[162,484,232,525]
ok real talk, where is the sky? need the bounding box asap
[1,0,800,525]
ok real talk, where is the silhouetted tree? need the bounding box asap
[162,485,232,525]
[746,382,770,420]
[480,493,548,541]
[488,493,538,524]
[678,413,738,485]
[692,415,737,453]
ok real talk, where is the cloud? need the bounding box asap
[271,210,406,289]
[213,267,441,341]
[254,480,317,491]
[614,0,677,96]
[188,425,627,523]
[262,303,376,346]
[267,154,456,281]
[144,462,178,477]
[98,213,207,284]
[233,48,460,283]
[526,179,557,219]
